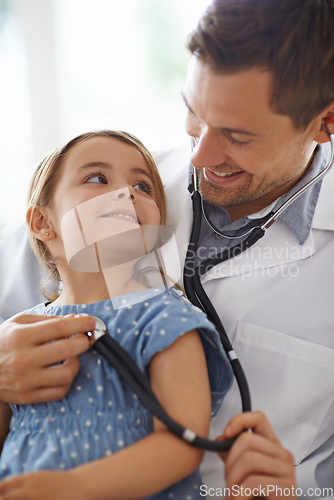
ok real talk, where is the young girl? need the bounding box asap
[0,130,232,499]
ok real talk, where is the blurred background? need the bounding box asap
[0,0,210,236]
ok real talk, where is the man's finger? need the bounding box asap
[223,411,281,444]
[34,335,89,367]
[0,357,81,405]
[223,430,285,475]
[225,447,294,489]
[1,385,73,406]
[19,315,96,345]
[26,356,82,390]
[9,313,60,325]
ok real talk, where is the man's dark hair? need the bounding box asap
[187,0,334,129]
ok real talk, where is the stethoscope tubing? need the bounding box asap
[184,189,253,420]
[262,130,334,229]
[85,130,334,454]
[182,128,334,442]
[91,329,236,451]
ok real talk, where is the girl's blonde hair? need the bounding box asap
[27,130,167,299]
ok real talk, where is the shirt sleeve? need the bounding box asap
[128,288,233,416]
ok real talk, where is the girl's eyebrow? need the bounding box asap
[79,161,111,170]
[79,162,154,181]
[131,167,154,182]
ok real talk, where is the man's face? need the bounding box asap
[183,57,321,216]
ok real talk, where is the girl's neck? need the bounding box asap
[53,260,147,306]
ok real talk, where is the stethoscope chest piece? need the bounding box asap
[90,316,107,342]
[76,314,107,344]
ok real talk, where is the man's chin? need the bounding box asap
[200,183,253,208]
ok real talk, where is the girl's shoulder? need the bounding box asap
[140,286,205,313]
[125,287,233,415]
[19,302,50,315]
[111,286,209,327]
[147,287,214,326]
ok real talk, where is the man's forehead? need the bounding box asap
[183,57,277,129]
[185,56,273,100]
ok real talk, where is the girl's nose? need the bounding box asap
[114,188,134,201]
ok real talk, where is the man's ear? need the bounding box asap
[314,103,334,143]
[26,205,56,242]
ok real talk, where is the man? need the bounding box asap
[161,0,334,496]
[0,0,333,497]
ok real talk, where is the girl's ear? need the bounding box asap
[314,104,334,143]
[26,205,56,242]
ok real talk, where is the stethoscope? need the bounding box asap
[84,125,334,452]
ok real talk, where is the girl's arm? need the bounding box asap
[0,329,212,500]
[73,328,212,498]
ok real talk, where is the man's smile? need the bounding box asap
[203,167,246,185]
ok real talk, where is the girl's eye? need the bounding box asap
[84,172,108,184]
[133,180,154,196]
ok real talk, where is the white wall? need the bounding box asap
[0,0,210,236]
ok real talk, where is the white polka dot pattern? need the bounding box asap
[0,287,232,499]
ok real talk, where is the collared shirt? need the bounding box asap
[191,145,327,265]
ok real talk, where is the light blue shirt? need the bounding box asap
[193,145,326,265]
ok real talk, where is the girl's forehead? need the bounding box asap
[66,136,145,164]
[59,136,154,179]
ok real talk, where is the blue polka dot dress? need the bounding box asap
[0,287,232,499]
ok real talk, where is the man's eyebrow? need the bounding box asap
[79,162,153,181]
[181,91,259,137]
[220,127,259,137]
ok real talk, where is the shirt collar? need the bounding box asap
[188,144,327,245]
[273,145,325,243]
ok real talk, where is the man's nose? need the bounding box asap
[191,130,229,169]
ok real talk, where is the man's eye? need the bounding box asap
[85,173,108,184]
[133,181,154,195]
[229,136,251,146]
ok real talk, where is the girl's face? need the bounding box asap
[46,137,161,265]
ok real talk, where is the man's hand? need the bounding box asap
[218,411,297,499]
[0,313,94,404]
